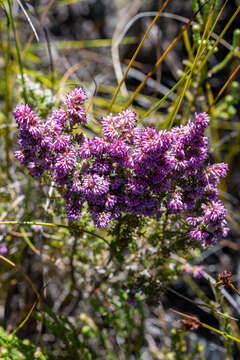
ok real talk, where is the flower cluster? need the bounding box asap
[14,88,229,246]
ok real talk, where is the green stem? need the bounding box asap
[210,29,240,75]
[191,0,203,24]
[0,220,110,246]
[201,322,240,343]
[198,5,240,73]
[7,0,27,103]
[167,5,214,128]
[3,11,11,179]
[139,69,190,125]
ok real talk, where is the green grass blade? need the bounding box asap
[138,69,190,124]
[108,0,171,113]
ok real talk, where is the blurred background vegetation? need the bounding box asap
[0,0,240,359]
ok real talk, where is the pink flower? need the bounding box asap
[193,266,205,279]
[182,263,192,274]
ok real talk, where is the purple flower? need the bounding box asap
[131,148,147,165]
[54,146,76,177]
[115,109,137,131]
[45,118,62,136]
[15,150,26,165]
[105,194,117,209]
[40,133,54,150]
[205,163,228,185]
[0,244,8,254]
[64,88,87,125]
[28,162,44,177]
[71,170,82,192]
[64,88,87,108]
[81,174,109,198]
[31,225,43,232]
[14,104,44,142]
[92,211,112,228]
[111,178,125,190]
[193,265,205,279]
[187,215,197,226]
[109,139,129,158]
[194,112,209,130]
[182,263,205,279]
[49,109,68,125]
[91,159,111,174]
[202,201,226,223]
[126,295,137,307]
[14,104,38,129]
[162,152,176,171]
[167,191,184,213]
[66,203,82,221]
[182,263,192,274]
[52,135,70,151]
[127,178,147,195]
[78,139,93,159]
[90,138,108,156]
[159,178,172,192]
[189,227,208,242]
[101,113,119,140]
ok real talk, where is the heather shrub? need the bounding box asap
[0,0,240,359]
[14,90,229,248]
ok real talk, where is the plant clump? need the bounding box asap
[14,88,229,246]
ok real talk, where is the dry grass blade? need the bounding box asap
[16,0,39,42]
[58,61,93,95]
[208,63,240,112]
[85,70,98,113]
[124,3,207,110]
[171,308,199,322]
[0,254,40,298]
[108,0,171,113]
[0,254,16,268]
